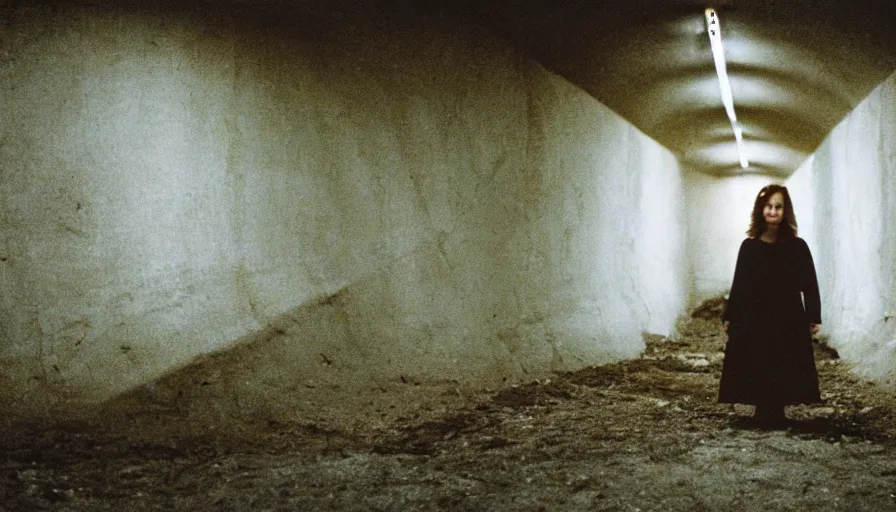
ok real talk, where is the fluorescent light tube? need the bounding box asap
[705,8,749,169]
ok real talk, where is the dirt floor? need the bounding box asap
[2,312,896,511]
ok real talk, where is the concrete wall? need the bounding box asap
[0,2,688,415]
[636,137,687,336]
[786,71,896,384]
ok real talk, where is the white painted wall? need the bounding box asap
[0,3,688,415]
[637,137,688,336]
[786,71,896,385]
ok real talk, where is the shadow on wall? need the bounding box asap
[96,285,442,428]
[0,0,689,422]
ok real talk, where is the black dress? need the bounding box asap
[718,236,822,406]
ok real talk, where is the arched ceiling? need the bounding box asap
[471,0,896,177]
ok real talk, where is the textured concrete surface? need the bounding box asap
[786,71,896,385]
[2,0,891,423]
[0,2,687,416]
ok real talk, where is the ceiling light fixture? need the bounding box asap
[705,8,749,169]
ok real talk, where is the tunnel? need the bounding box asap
[1,0,894,509]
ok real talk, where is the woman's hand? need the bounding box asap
[809,323,820,335]
[723,320,730,335]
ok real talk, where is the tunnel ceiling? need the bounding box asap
[228,0,892,177]
[470,0,896,177]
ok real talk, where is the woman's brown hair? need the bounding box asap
[747,184,798,239]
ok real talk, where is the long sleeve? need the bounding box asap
[722,239,750,323]
[801,239,822,324]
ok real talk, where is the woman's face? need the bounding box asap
[763,191,785,225]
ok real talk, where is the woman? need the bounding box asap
[719,184,822,427]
